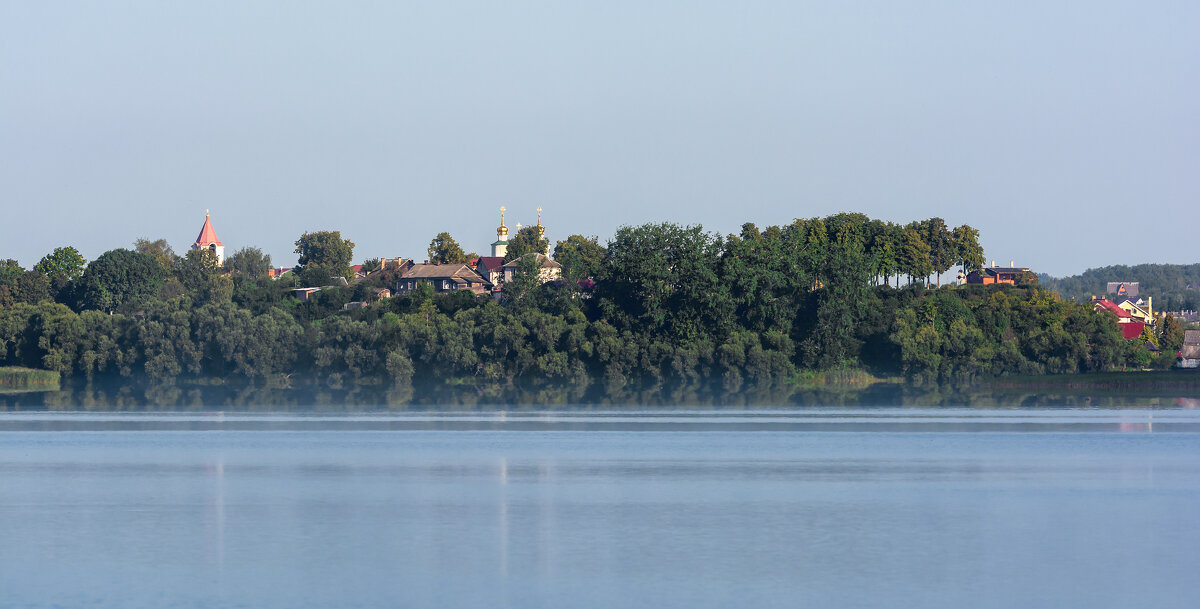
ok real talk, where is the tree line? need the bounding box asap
[0,213,1170,399]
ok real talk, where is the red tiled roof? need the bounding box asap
[1121,322,1145,340]
[194,214,223,247]
[1094,299,1131,318]
[477,257,505,272]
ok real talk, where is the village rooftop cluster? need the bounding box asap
[194,208,563,306]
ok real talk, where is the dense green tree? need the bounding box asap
[175,249,233,305]
[865,220,902,286]
[921,218,954,286]
[34,247,86,281]
[598,222,729,341]
[295,231,355,285]
[76,249,167,313]
[553,235,606,283]
[951,225,985,277]
[175,249,220,293]
[501,254,545,312]
[426,232,467,264]
[0,259,23,289]
[720,223,802,335]
[134,238,178,272]
[504,226,550,263]
[802,214,875,367]
[223,246,272,279]
[1160,314,1184,353]
[12,271,52,305]
[899,227,932,285]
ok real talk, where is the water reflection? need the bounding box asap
[4,374,1199,411]
[3,421,1198,609]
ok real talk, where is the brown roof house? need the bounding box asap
[966,262,1032,285]
[475,256,506,287]
[1179,330,1200,369]
[395,263,492,296]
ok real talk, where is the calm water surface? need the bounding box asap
[2,409,1198,609]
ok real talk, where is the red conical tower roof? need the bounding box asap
[194,212,224,247]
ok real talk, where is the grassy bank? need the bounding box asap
[0,367,61,393]
[791,368,887,390]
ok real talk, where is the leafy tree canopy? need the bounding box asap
[553,235,606,283]
[951,225,984,275]
[0,259,23,288]
[427,232,467,264]
[224,246,272,280]
[34,247,86,281]
[134,238,178,272]
[295,231,355,285]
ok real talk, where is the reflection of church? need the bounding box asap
[193,211,225,265]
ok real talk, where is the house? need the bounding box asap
[475,256,505,287]
[966,263,1031,285]
[291,287,322,302]
[395,263,492,295]
[192,211,225,265]
[1107,282,1139,299]
[502,253,562,285]
[1117,297,1155,326]
[1093,298,1146,340]
[1179,330,1200,369]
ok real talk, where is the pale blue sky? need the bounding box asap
[2,1,1197,277]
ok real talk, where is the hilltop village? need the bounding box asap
[254,207,566,305]
[1,210,1197,399]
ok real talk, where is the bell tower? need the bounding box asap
[192,210,225,265]
[491,206,509,258]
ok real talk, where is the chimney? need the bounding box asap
[1148,296,1153,318]
[991,260,996,268]
[1010,260,1014,268]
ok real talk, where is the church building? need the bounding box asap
[491,206,509,258]
[193,211,225,265]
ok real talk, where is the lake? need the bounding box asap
[2,409,1199,608]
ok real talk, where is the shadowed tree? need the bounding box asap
[76,249,167,313]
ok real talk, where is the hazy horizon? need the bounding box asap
[3,2,1197,278]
